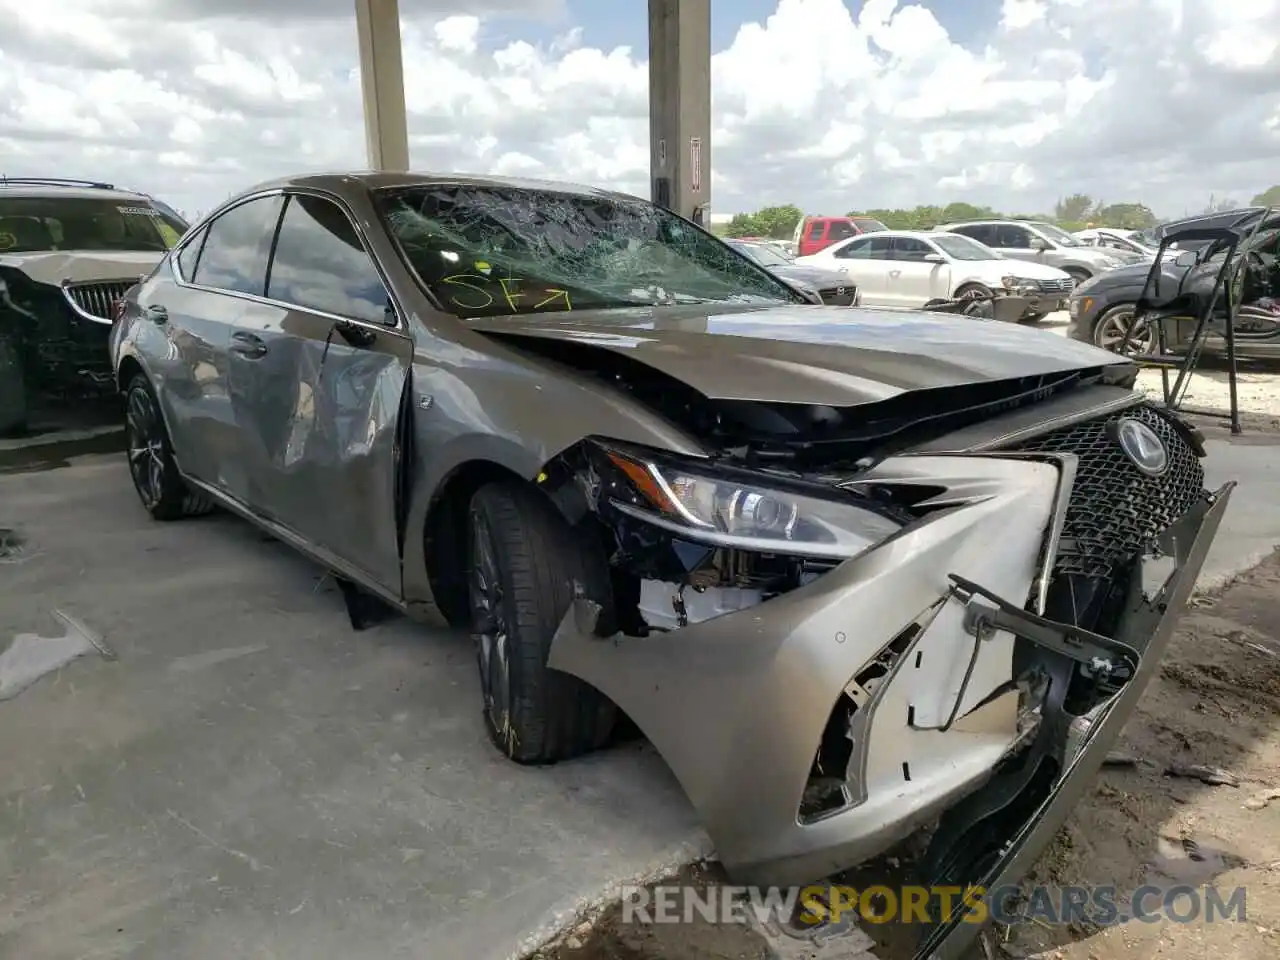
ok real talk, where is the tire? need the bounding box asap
[954,282,993,300]
[0,335,26,436]
[1091,304,1151,357]
[467,481,617,764]
[1065,267,1092,285]
[124,374,215,521]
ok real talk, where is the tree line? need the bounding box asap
[719,186,1280,240]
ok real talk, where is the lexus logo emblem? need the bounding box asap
[836,286,845,296]
[1113,417,1168,476]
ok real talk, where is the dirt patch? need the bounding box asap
[533,555,1280,960]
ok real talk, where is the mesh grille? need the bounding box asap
[817,286,857,306]
[1036,278,1074,294]
[1013,405,1204,579]
[63,280,133,320]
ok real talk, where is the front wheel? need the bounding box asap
[1065,267,1092,286]
[468,481,617,764]
[1091,304,1152,357]
[124,374,214,520]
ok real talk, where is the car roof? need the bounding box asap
[0,178,150,203]
[936,219,1041,228]
[235,171,639,205]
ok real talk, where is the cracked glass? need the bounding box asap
[374,183,805,319]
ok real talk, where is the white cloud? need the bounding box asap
[1,0,1278,222]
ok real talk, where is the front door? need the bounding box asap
[992,223,1037,264]
[229,192,413,596]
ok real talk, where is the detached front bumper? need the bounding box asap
[918,482,1231,959]
[550,447,1231,898]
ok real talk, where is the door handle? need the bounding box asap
[230,332,268,358]
[145,304,168,324]
[889,269,902,278]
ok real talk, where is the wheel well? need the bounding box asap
[116,355,144,393]
[1066,266,1092,280]
[954,282,990,296]
[423,459,527,628]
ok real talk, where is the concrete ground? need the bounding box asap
[3,326,1279,960]
[0,455,706,960]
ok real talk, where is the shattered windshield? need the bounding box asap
[376,184,804,318]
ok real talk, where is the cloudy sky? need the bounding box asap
[1,0,1277,220]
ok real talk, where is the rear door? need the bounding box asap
[229,190,413,596]
[829,235,895,305]
[152,193,284,498]
[888,236,949,305]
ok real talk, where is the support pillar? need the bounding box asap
[648,0,712,225]
[354,0,410,171]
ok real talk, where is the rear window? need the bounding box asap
[0,196,186,254]
[852,218,888,233]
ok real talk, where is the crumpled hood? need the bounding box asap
[0,250,162,286]
[468,304,1128,407]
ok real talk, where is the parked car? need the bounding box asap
[935,220,1142,284]
[727,238,858,305]
[1072,227,1159,260]
[794,229,1073,320]
[1068,207,1280,356]
[0,177,189,435]
[794,214,887,256]
[110,174,1229,938]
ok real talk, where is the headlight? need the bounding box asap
[601,447,903,559]
[1002,276,1037,293]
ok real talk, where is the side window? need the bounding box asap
[806,221,825,241]
[996,224,1032,248]
[949,224,987,245]
[829,221,855,242]
[836,236,892,259]
[892,237,932,261]
[267,194,391,325]
[175,226,208,281]
[192,196,284,295]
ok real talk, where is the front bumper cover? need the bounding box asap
[916,482,1232,959]
[549,441,1232,925]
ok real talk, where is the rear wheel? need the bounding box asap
[468,481,617,764]
[125,374,214,520]
[1091,304,1152,357]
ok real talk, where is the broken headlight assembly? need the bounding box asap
[596,444,905,560]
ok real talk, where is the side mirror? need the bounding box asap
[1030,237,1049,251]
[922,253,946,264]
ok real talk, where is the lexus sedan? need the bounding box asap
[111,172,1230,956]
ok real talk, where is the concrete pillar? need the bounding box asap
[648,0,712,225]
[354,0,411,171]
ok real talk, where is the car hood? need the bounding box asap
[467,304,1127,407]
[1075,246,1144,266]
[771,263,851,287]
[1073,259,1185,296]
[0,250,163,286]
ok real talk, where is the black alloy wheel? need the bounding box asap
[124,374,213,520]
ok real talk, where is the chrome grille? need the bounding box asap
[817,285,857,306]
[1013,405,1203,579]
[62,280,133,321]
[1035,278,1074,294]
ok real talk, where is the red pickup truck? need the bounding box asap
[793,215,888,256]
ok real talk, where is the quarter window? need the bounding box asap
[192,195,284,295]
[175,226,208,281]
[267,194,391,325]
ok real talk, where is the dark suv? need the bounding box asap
[0,178,188,434]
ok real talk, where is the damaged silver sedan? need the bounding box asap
[110,173,1230,945]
